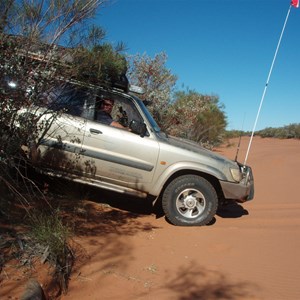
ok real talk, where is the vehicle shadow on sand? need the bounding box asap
[40,175,249,225]
[217,201,249,218]
[29,163,251,215]
[88,190,250,222]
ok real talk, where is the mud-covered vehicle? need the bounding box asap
[13,75,254,226]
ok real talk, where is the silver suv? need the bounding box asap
[22,80,254,226]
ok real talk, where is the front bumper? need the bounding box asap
[220,165,254,202]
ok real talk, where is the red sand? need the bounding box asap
[1,136,300,299]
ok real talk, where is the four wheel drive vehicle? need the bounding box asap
[16,79,254,226]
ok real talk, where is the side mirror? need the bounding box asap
[129,120,147,137]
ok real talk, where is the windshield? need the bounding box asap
[133,96,161,133]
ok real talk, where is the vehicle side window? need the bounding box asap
[113,96,143,124]
[41,83,96,119]
[95,92,143,127]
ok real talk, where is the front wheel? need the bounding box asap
[162,175,218,226]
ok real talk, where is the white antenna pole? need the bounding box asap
[243,5,292,166]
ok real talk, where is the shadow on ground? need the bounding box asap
[157,261,259,300]
[47,176,250,220]
[217,201,249,218]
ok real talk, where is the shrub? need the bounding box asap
[28,209,74,293]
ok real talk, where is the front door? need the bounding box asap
[80,93,160,191]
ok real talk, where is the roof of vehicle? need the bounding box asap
[3,34,132,94]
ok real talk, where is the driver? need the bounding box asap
[96,98,126,129]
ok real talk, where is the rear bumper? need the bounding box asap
[220,166,254,202]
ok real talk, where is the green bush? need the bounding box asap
[165,90,227,148]
[256,123,300,139]
[29,209,74,293]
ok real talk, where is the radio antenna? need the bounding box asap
[234,113,246,162]
[244,3,295,166]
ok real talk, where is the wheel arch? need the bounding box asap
[157,169,225,204]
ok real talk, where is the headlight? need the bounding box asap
[230,167,242,182]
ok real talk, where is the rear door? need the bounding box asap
[37,113,86,174]
[36,83,93,175]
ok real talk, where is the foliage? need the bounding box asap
[72,43,127,86]
[0,0,127,85]
[127,53,228,148]
[225,124,300,139]
[127,52,177,126]
[164,90,227,148]
[256,123,300,139]
[29,209,74,293]
[0,0,107,42]
[224,130,249,139]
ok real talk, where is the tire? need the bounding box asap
[162,175,218,226]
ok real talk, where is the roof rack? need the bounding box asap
[4,34,130,93]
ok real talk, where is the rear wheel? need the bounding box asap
[162,175,218,226]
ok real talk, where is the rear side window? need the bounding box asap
[41,83,96,119]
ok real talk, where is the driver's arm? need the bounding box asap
[111,120,132,131]
[111,120,126,129]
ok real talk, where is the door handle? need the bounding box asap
[89,128,102,134]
